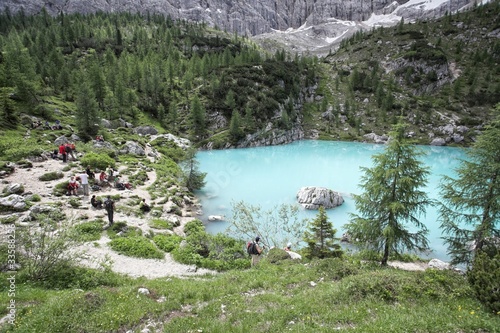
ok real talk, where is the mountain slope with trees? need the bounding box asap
[0,2,499,154]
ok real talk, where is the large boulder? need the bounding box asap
[0,194,27,211]
[134,126,158,136]
[296,186,344,210]
[119,141,145,156]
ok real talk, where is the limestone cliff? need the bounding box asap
[1,0,474,38]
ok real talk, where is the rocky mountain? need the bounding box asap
[0,0,479,55]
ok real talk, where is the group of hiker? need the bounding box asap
[51,142,77,162]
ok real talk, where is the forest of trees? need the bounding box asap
[0,9,318,144]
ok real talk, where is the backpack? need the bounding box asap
[246,241,258,255]
[104,199,113,210]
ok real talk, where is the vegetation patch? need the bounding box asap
[153,234,182,252]
[149,219,173,230]
[72,221,103,242]
[39,171,64,181]
[109,236,164,259]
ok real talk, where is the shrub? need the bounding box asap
[17,220,82,281]
[39,171,64,181]
[53,181,70,196]
[153,234,183,252]
[149,219,173,230]
[468,250,500,314]
[106,222,142,239]
[109,237,164,259]
[27,194,42,202]
[72,221,103,242]
[79,152,116,171]
[267,248,292,263]
[184,219,204,236]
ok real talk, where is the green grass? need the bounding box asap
[1,258,498,333]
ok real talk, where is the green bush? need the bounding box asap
[267,248,292,263]
[53,181,70,196]
[184,219,204,236]
[39,171,64,181]
[172,230,250,271]
[109,237,164,259]
[79,152,116,171]
[149,219,173,230]
[20,262,123,289]
[28,194,42,202]
[72,221,103,242]
[153,234,183,252]
[106,222,142,239]
[468,251,500,314]
[310,257,361,280]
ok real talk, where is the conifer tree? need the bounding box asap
[75,77,99,140]
[303,206,342,259]
[229,110,243,143]
[439,106,500,265]
[181,148,207,191]
[189,95,206,140]
[345,121,432,265]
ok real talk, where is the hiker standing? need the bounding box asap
[104,196,115,228]
[59,143,67,163]
[79,171,89,196]
[251,236,264,266]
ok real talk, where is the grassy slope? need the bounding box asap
[1,259,498,332]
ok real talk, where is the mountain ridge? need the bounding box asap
[0,0,480,55]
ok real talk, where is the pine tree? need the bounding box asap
[439,106,500,265]
[189,95,206,140]
[345,121,433,265]
[303,206,342,259]
[229,110,243,143]
[181,148,207,191]
[75,77,99,140]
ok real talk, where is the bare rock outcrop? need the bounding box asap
[296,186,344,210]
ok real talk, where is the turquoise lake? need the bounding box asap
[195,140,468,262]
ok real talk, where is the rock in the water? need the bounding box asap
[296,186,344,209]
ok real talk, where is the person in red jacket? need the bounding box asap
[59,144,67,163]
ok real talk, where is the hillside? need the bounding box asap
[0,2,499,155]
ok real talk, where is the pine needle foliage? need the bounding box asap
[439,105,500,266]
[346,121,433,265]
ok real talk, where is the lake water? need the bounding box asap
[195,140,467,262]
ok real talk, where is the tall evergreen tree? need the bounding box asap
[229,110,243,143]
[345,122,433,265]
[439,106,500,265]
[189,95,206,140]
[75,77,99,140]
[181,148,206,191]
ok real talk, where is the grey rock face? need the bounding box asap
[134,126,158,136]
[430,137,446,146]
[0,194,27,211]
[296,186,344,209]
[120,141,146,156]
[2,0,472,39]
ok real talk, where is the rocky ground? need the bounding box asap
[1,151,215,278]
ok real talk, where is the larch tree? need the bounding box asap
[345,121,433,265]
[439,106,500,266]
